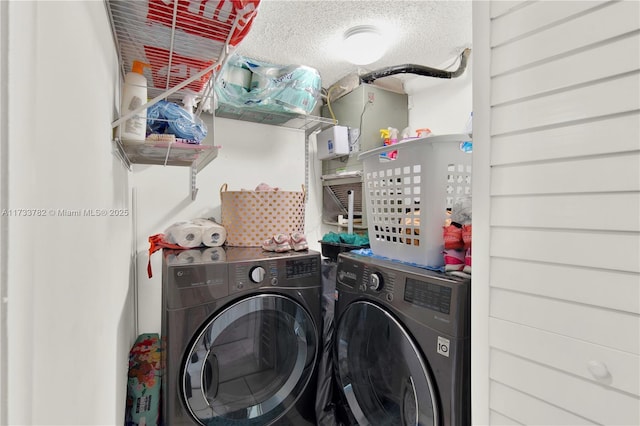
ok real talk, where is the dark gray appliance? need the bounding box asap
[162,247,322,426]
[334,252,470,426]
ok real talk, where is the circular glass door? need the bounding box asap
[182,294,318,425]
[335,301,438,426]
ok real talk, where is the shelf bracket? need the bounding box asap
[112,139,132,171]
[190,165,198,201]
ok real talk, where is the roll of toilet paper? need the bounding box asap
[202,247,226,263]
[223,65,252,92]
[193,218,227,247]
[249,72,270,91]
[176,249,202,264]
[165,222,203,248]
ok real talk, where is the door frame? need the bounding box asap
[0,0,9,422]
[471,1,492,425]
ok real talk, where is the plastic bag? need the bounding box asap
[147,100,208,143]
[216,54,322,115]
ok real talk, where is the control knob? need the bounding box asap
[250,266,266,283]
[369,272,384,291]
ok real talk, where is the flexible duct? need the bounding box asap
[359,48,471,83]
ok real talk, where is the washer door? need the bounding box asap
[182,294,318,425]
[336,301,439,426]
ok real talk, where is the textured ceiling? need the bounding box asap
[235,0,473,94]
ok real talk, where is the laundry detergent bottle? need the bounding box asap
[120,60,151,144]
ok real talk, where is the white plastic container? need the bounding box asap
[120,60,151,144]
[316,125,350,159]
[358,134,472,267]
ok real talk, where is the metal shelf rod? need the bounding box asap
[164,0,180,91]
[190,165,198,201]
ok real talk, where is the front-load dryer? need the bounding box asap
[161,247,322,425]
[334,252,470,426]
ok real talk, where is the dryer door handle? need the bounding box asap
[200,349,219,404]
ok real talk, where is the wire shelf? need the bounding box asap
[106,0,245,104]
[106,0,332,198]
[215,103,334,131]
[113,138,219,172]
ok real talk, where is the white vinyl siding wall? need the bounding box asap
[478,1,640,424]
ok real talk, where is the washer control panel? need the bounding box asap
[336,252,470,337]
[404,278,452,315]
[369,272,384,291]
[339,260,395,301]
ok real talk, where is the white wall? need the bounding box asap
[6,2,134,425]
[136,117,321,334]
[406,58,473,135]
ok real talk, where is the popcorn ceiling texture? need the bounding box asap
[235,0,472,92]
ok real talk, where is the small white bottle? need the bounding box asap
[120,60,151,144]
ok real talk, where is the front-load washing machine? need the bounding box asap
[334,252,470,426]
[161,246,322,425]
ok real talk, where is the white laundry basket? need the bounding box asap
[358,134,472,266]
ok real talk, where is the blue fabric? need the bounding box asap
[350,248,445,273]
[147,100,208,142]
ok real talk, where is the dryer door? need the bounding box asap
[182,294,318,425]
[336,300,439,426]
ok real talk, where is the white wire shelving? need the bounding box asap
[105,0,332,199]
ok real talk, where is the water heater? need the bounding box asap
[320,83,408,176]
[320,83,408,229]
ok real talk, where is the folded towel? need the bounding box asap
[321,232,369,246]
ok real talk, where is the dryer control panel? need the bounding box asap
[229,253,320,294]
[163,247,321,305]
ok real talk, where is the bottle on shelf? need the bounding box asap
[120,60,151,144]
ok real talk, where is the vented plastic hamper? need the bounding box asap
[358,134,472,266]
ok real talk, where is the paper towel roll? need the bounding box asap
[201,223,227,247]
[202,247,226,263]
[193,218,227,247]
[165,222,203,248]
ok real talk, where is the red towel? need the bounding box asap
[147,234,185,278]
